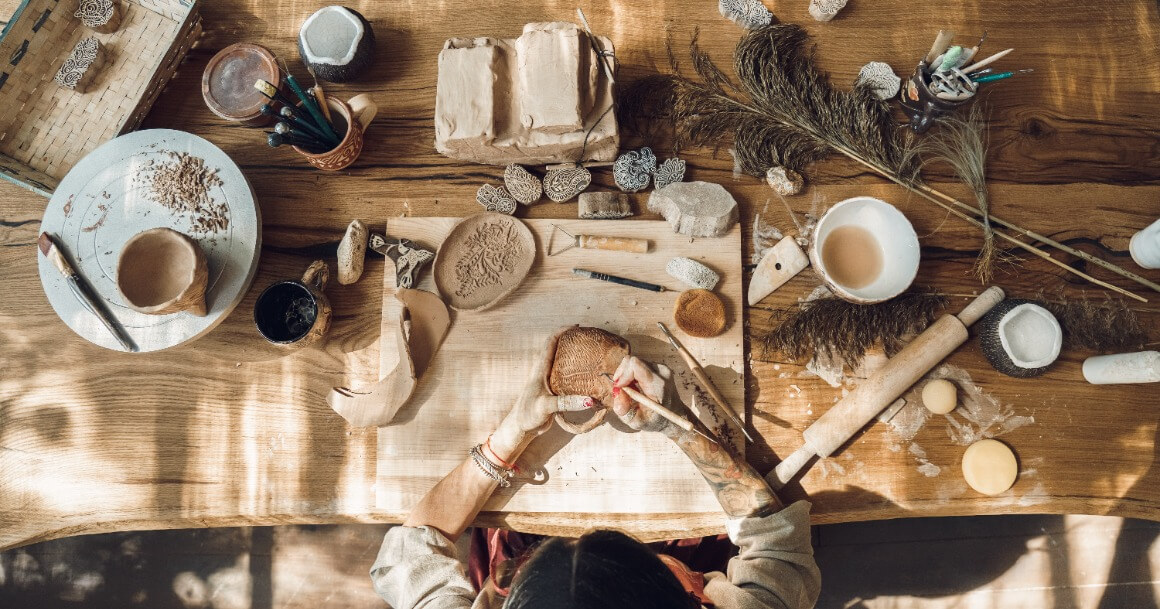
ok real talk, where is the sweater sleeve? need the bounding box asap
[702,500,821,609]
[369,525,476,609]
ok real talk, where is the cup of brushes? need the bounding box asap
[254,75,377,171]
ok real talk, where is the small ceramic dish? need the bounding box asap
[117,228,208,316]
[810,196,920,304]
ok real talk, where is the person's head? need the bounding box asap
[504,529,700,609]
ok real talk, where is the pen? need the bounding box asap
[572,268,665,292]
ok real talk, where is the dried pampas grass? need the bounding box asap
[1036,292,1148,352]
[763,291,948,366]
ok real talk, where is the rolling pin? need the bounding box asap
[766,286,1005,490]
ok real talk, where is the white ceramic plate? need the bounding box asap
[38,129,261,352]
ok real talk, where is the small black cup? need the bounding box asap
[253,260,331,346]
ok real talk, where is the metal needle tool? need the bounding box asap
[600,373,716,443]
[657,322,755,443]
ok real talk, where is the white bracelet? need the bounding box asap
[469,444,513,487]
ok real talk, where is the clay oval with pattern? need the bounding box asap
[432,213,536,311]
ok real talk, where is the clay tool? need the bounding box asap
[261,104,329,143]
[766,287,1005,490]
[576,7,615,83]
[254,79,339,147]
[548,225,650,256]
[266,132,326,153]
[277,62,340,145]
[600,374,715,442]
[305,64,333,123]
[274,121,328,150]
[924,30,955,64]
[38,232,138,352]
[973,69,1033,83]
[657,322,755,443]
[572,268,664,292]
[961,48,1014,74]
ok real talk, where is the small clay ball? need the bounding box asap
[921,379,957,414]
[674,289,727,338]
[961,439,1018,496]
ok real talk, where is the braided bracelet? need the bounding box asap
[469,444,514,487]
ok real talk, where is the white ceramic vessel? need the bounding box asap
[810,196,920,304]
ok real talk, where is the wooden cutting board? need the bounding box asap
[376,217,744,514]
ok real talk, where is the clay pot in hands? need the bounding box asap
[117,228,208,316]
[543,326,631,434]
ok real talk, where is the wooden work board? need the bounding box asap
[376,217,744,514]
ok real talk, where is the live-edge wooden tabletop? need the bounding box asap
[1,0,1158,549]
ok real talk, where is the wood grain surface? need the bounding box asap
[1,0,1159,550]
[375,218,744,515]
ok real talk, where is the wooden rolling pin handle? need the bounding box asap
[956,286,1005,325]
[768,446,815,490]
[579,235,650,253]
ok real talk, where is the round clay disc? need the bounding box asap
[673,289,727,338]
[961,439,1018,496]
[921,379,957,414]
[433,213,536,311]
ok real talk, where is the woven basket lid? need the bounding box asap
[202,43,280,122]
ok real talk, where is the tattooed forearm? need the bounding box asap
[667,427,782,518]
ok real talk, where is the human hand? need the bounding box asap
[493,350,594,455]
[610,356,680,434]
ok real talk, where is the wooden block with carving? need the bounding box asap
[648,181,739,237]
[434,22,619,165]
[54,37,105,92]
[75,0,121,33]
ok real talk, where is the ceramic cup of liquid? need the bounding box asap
[810,196,920,304]
[254,260,332,347]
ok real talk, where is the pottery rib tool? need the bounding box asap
[657,322,755,443]
[924,30,955,64]
[766,287,1005,490]
[572,268,664,292]
[600,374,715,442]
[548,224,650,256]
[39,232,138,352]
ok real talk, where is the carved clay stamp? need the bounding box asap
[653,157,687,190]
[369,234,435,289]
[503,164,543,205]
[75,0,120,33]
[543,165,592,202]
[613,147,657,192]
[476,184,518,215]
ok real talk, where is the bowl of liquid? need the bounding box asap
[810,196,920,304]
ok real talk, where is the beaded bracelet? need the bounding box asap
[469,443,514,487]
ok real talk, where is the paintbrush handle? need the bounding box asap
[671,338,753,441]
[961,48,1013,74]
[573,268,664,292]
[284,73,340,145]
[618,384,695,432]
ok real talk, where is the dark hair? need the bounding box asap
[504,529,700,609]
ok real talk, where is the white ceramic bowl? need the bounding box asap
[810,196,920,304]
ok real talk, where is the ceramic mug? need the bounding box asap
[116,227,209,316]
[254,260,332,347]
[292,94,378,171]
[809,196,920,304]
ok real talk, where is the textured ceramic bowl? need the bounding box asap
[117,228,208,316]
[810,196,920,304]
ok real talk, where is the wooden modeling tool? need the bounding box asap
[548,224,650,256]
[572,268,664,292]
[38,232,138,352]
[961,48,1013,74]
[277,61,339,145]
[306,64,333,122]
[925,30,955,64]
[657,322,754,443]
[600,373,715,442]
[766,287,1005,489]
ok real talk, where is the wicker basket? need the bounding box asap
[0,0,201,196]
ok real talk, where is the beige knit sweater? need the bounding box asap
[370,500,820,609]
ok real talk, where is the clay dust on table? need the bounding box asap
[136,151,228,235]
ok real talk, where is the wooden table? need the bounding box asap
[1,1,1158,550]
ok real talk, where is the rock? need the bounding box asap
[747,235,810,305]
[434,22,619,165]
[504,164,542,204]
[856,62,901,100]
[578,192,632,219]
[719,0,774,29]
[666,257,720,290]
[765,166,804,196]
[809,0,848,22]
[648,181,739,237]
[336,219,369,285]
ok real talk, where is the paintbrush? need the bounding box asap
[961,48,1014,74]
[39,232,138,352]
[259,104,329,142]
[253,79,339,147]
[572,268,665,292]
[657,322,754,443]
[267,132,327,153]
[600,373,716,442]
[274,121,330,150]
[276,63,340,146]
